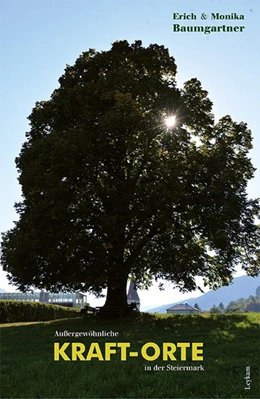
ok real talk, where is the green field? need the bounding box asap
[1,313,259,398]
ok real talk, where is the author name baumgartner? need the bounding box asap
[173,13,244,20]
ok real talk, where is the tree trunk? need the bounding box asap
[100,233,130,317]
[104,269,128,311]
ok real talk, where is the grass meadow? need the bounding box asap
[1,312,260,398]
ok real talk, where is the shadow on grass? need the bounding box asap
[2,312,259,336]
[1,313,259,398]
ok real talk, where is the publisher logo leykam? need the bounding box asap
[244,365,251,390]
[172,12,245,34]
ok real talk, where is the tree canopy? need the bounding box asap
[1,40,260,312]
[194,303,201,311]
[225,296,260,313]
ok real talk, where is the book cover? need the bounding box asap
[1,1,259,398]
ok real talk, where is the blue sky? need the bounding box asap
[1,0,259,310]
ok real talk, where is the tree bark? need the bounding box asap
[104,268,129,311]
[100,227,130,315]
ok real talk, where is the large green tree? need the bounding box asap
[1,40,259,313]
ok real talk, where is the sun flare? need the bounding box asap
[165,115,176,128]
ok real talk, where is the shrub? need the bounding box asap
[0,300,80,323]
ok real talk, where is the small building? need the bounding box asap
[0,291,87,309]
[42,292,88,309]
[127,282,140,310]
[166,303,200,315]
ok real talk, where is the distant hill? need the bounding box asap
[148,275,260,313]
[0,288,7,293]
